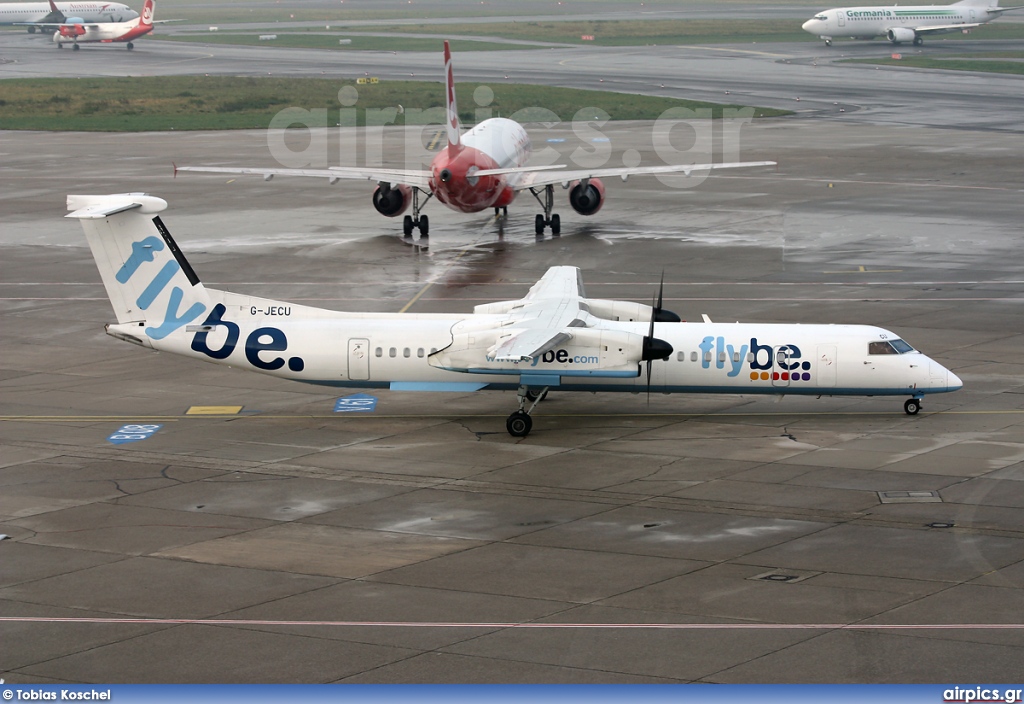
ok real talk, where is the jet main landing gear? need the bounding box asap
[529,184,561,235]
[402,188,432,238]
[506,385,549,437]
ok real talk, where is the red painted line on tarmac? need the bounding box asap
[2,617,1023,630]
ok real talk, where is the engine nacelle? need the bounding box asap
[372,183,411,217]
[568,178,605,216]
[887,27,916,43]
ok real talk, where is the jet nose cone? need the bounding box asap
[802,19,815,31]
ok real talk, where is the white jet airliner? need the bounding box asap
[1,0,136,31]
[176,41,776,238]
[69,192,962,437]
[803,0,1023,46]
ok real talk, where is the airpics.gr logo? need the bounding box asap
[698,336,813,382]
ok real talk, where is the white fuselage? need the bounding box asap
[0,1,136,24]
[112,290,961,400]
[802,3,991,39]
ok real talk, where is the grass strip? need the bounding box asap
[0,76,789,132]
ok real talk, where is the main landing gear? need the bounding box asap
[506,385,549,437]
[529,184,560,236]
[402,188,432,238]
[904,397,922,415]
[127,42,135,50]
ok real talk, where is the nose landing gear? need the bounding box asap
[904,397,922,415]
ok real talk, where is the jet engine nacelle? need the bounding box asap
[887,27,916,43]
[372,183,412,217]
[568,178,605,216]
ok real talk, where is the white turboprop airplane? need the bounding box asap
[802,0,1024,46]
[1,0,136,32]
[25,0,171,50]
[176,40,776,238]
[69,192,962,437]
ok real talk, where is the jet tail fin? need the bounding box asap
[443,40,462,152]
[139,0,154,27]
[68,193,210,342]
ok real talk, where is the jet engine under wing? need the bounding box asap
[174,165,434,190]
[510,160,777,189]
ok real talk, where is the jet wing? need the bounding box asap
[913,22,985,35]
[487,266,587,362]
[509,160,776,190]
[174,165,434,190]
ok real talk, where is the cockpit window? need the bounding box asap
[869,339,916,355]
[815,14,828,20]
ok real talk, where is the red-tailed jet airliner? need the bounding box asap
[177,41,776,238]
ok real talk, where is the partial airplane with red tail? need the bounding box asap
[22,0,175,50]
[176,41,776,238]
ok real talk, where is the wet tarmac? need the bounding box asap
[1,21,1023,684]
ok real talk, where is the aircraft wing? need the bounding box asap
[174,165,434,189]
[487,266,587,362]
[913,22,986,34]
[508,160,777,190]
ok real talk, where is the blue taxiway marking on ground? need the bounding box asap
[591,137,610,142]
[107,424,163,445]
[334,393,378,413]
[546,138,566,143]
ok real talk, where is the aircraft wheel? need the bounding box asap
[57,42,62,49]
[506,411,532,437]
[72,43,80,51]
[824,39,832,46]
[402,215,414,237]
[904,398,921,416]
[535,214,545,235]
[550,214,561,235]
[28,26,36,34]
[127,42,134,50]
[525,388,548,403]
[418,214,429,237]
[913,37,923,46]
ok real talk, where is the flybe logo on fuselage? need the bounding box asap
[699,336,813,381]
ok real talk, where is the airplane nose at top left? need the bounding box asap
[802,19,819,32]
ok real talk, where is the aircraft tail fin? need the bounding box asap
[139,0,154,27]
[68,193,210,342]
[443,40,462,152]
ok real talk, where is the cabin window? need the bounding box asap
[677,351,685,362]
[733,352,740,363]
[403,347,411,358]
[389,347,397,358]
[868,341,898,355]
[374,347,382,357]
[691,351,698,362]
[747,352,754,362]
[703,351,712,363]
[417,348,425,358]
[430,347,438,354]
[718,352,726,363]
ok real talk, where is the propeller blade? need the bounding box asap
[652,271,681,323]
